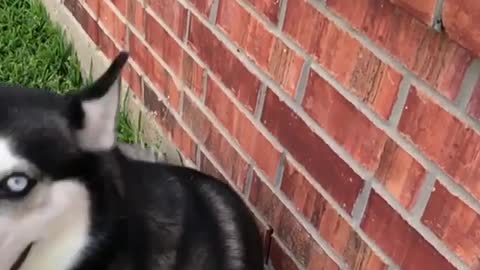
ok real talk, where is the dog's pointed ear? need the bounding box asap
[67,52,129,151]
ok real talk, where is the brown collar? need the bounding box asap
[9,242,34,270]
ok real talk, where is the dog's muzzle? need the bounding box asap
[9,242,34,270]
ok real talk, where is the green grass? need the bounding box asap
[0,0,137,143]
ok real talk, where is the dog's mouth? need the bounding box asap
[9,242,34,270]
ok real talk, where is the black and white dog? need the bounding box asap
[0,52,264,270]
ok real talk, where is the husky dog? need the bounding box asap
[0,52,264,270]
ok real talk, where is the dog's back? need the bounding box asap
[84,151,265,270]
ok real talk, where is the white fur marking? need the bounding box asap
[19,180,91,270]
[77,80,119,151]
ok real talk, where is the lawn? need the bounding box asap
[0,0,137,143]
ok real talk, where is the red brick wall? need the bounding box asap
[62,0,480,269]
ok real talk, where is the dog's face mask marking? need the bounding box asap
[0,53,129,270]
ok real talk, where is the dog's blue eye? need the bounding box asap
[0,174,36,197]
[6,176,29,192]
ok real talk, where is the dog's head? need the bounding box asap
[0,52,129,269]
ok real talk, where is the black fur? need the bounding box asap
[0,52,265,270]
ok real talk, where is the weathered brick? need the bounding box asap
[443,0,480,57]
[281,161,387,269]
[66,0,99,45]
[82,10,100,45]
[199,151,226,182]
[205,78,280,180]
[99,0,127,46]
[145,13,184,76]
[422,182,480,269]
[146,55,182,110]
[262,90,364,213]
[283,1,359,86]
[127,0,145,34]
[85,0,100,17]
[181,54,205,98]
[216,0,303,97]
[189,0,214,17]
[146,0,188,38]
[98,27,120,60]
[326,0,473,100]
[269,238,300,270]
[122,62,143,100]
[375,139,426,210]
[143,84,196,162]
[284,1,401,118]
[467,79,480,121]
[399,87,480,201]
[390,0,436,25]
[111,0,127,16]
[302,71,389,171]
[182,95,250,192]
[188,16,261,112]
[246,0,281,24]
[307,244,340,270]
[350,49,403,120]
[249,173,339,268]
[129,32,150,75]
[361,192,456,270]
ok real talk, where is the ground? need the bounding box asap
[0,0,137,143]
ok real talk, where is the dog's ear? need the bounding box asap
[67,52,129,151]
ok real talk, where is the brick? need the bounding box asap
[85,0,100,17]
[269,238,300,270]
[467,79,480,120]
[129,32,150,74]
[283,1,402,118]
[66,0,99,45]
[306,244,340,270]
[188,16,260,112]
[82,10,100,45]
[64,0,81,18]
[146,55,181,111]
[111,0,127,15]
[443,0,480,57]
[127,0,145,34]
[99,0,127,47]
[283,1,359,86]
[145,13,184,76]
[122,63,143,100]
[216,0,303,97]
[361,192,456,270]
[302,71,389,171]
[326,0,473,100]
[422,182,480,269]
[281,161,387,269]
[199,151,226,182]
[399,87,480,201]
[205,78,280,180]
[182,95,250,192]
[146,0,188,38]
[143,84,196,163]
[189,0,214,17]
[246,0,281,24]
[349,49,403,120]
[181,54,205,98]
[249,174,338,268]
[98,27,120,60]
[261,90,364,213]
[390,0,436,25]
[374,139,426,210]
